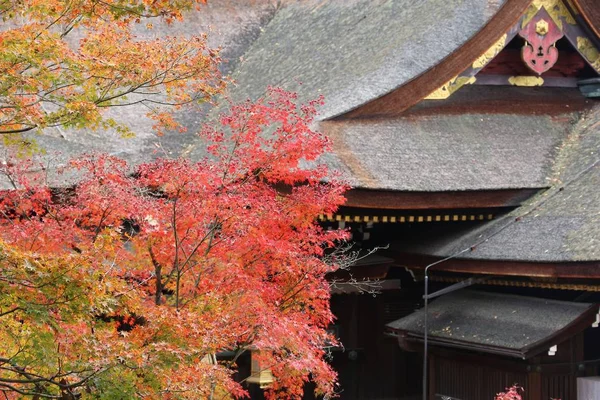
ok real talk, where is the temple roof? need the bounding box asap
[2,0,600,202]
[571,0,600,38]
[123,0,279,76]
[226,0,507,120]
[320,90,579,191]
[404,103,600,262]
[386,290,598,359]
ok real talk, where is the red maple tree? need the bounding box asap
[0,88,348,399]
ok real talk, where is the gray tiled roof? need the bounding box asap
[226,0,506,120]
[320,110,574,191]
[408,104,600,262]
[386,290,597,358]
[4,0,542,194]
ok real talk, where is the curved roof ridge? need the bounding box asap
[341,0,533,119]
[225,0,530,121]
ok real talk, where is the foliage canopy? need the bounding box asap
[0,1,348,398]
[0,0,223,138]
[1,87,348,399]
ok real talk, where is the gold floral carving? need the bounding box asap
[508,76,544,86]
[577,37,600,71]
[536,19,549,35]
[523,0,576,30]
[472,34,507,69]
[425,75,477,100]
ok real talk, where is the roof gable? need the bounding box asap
[345,0,600,119]
[568,0,600,39]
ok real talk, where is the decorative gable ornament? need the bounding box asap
[424,0,600,99]
[519,11,564,74]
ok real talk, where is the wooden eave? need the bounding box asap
[396,253,600,279]
[343,188,540,210]
[432,274,600,292]
[570,0,600,39]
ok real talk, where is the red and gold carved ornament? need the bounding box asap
[519,15,564,75]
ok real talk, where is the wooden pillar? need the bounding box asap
[348,294,359,399]
[527,368,542,400]
[573,333,585,399]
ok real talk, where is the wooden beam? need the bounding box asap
[432,275,600,291]
[397,253,600,279]
[571,0,600,40]
[327,263,391,281]
[473,74,579,87]
[343,188,540,210]
[319,212,496,224]
[432,347,529,371]
[330,279,401,295]
[527,371,543,400]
